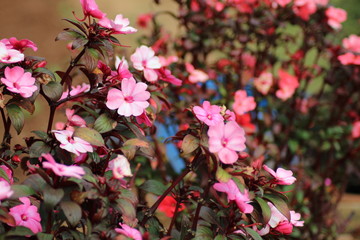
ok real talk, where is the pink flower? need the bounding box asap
[114,56,133,80]
[343,35,360,53]
[232,90,256,115]
[0,42,24,63]
[0,181,13,200]
[53,129,93,156]
[66,109,87,127]
[213,179,253,213]
[131,46,161,82]
[254,72,273,95]
[155,68,182,86]
[263,165,296,185]
[136,111,152,127]
[276,69,299,101]
[99,14,137,34]
[193,101,224,126]
[8,197,42,234]
[268,202,288,228]
[1,37,37,52]
[208,121,246,164]
[185,63,209,83]
[59,83,90,101]
[0,165,13,184]
[1,66,37,98]
[106,155,132,179]
[275,221,293,235]
[115,223,142,240]
[275,0,292,7]
[106,77,150,117]
[293,0,317,21]
[326,7,347,30]
[290,210,304,227]
[41,153,85,179]
[137,13,153,28]
[338,52,360,65]
[352,121,360,139]
[79,0,105,19]
[224,110,236,121]
[158,56,178,67]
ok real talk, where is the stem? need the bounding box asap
[140,167,190,226]
[47,106,56,134]
[166,198,181,236]
[60,47,87,85]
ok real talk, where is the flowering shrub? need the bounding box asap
[0,0,305,239]
[136,0,360,239]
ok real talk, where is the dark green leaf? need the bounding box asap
[60,201,82,227]
[195,226,213,240]
[244,227,263,240]
[116,198,136,225]
[73,127,104,146]
[43,185,64,208]
[6,226,34,237]
[10,185,36,199]
[31,130,49,140]
[29,141,51,158]
[6,104,24,134]
[94,113,117,133]
[37,233,54,240]
[22,174,47,192]
[255,197,271,224]
[139,180,167,195]
[181,134,199,155]
[264,194,290,220]
[42,81,63,101]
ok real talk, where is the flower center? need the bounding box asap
[21,214,28,221]
[13,82,20,89]
[222,138,228,147]
[207,114,212,120]
[124,96,134,103]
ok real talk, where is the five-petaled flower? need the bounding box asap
[232,90,256,115]
[208,121,246,164]
[106,155,132,179]
[79,0,105,19]
[115,223,142,240]
[0,42,24,63]
[106,77,150,117]
[193,101,224,126]
[99,14,137,34]
[8,197,42,234]
[263,165,296,185]
[1,66,38,98]
[53,128,93,156]
[131,45,161,82]
[41,153,86,179]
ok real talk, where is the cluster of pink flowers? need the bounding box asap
[276,69,299,101]
[232,90,256,115]
[338,35,360,65]
[0,37,36,64]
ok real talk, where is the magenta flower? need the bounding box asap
[232,90,256,115]
[41,153,85,179]
[114,56,133,80]
[106,155,132,179]
[325,6,347,30]
[8,197,42,234]
[263,165,296,185]
[79,0,105,19]
[0,37,37,52]
[292,0,317,21]
[155,68,182,86]
[0,181,13,200]
[136,111,152,127]
[193,101,224,126]
[0,42,24,63]
[53,128,93,156]
[213,179,253,214]
[1,66,37,98]
[99,15,137,34]
[131,46,161,82]
[115,223,142,240]
[208,121,246,164]
[106,77,150,117]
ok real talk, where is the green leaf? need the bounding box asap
[32,130,49,140]
[42,81,63,101]
[199,207,219,225]
[255,197,271,224]
[43,185,64,208]
[60,201,82,227]
[264,194,290,220]
[214,235,227,240]
[195,226,213,240]
[29,141,51,158]
[6,104,24,134]
[34,67,56,81]
[10,185,36,199]
[116,198,136,225]
[123,138,149,148]
[6,226,34,237]
[37,233,54,240]
[94,113,117,133]
[73,127,104,146]
[22,174,47,192]
[181,134,199,155]
[0,168,10,183]
[244,227,263,240]
[216,167,232,183]
[139,180,167,195]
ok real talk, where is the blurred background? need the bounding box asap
[1,0,359,239]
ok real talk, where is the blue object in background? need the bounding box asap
[155,118,185,173]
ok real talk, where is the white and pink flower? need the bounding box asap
[263,165,296,185]
[41,153,85,179]
[193,101,224,126]
[131,46,161,82]
[53,128,93,156]
[106,155,132,179]
[99,14,137,34]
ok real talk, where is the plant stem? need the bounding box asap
[166,198,181,236]
[60,47,87,85]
